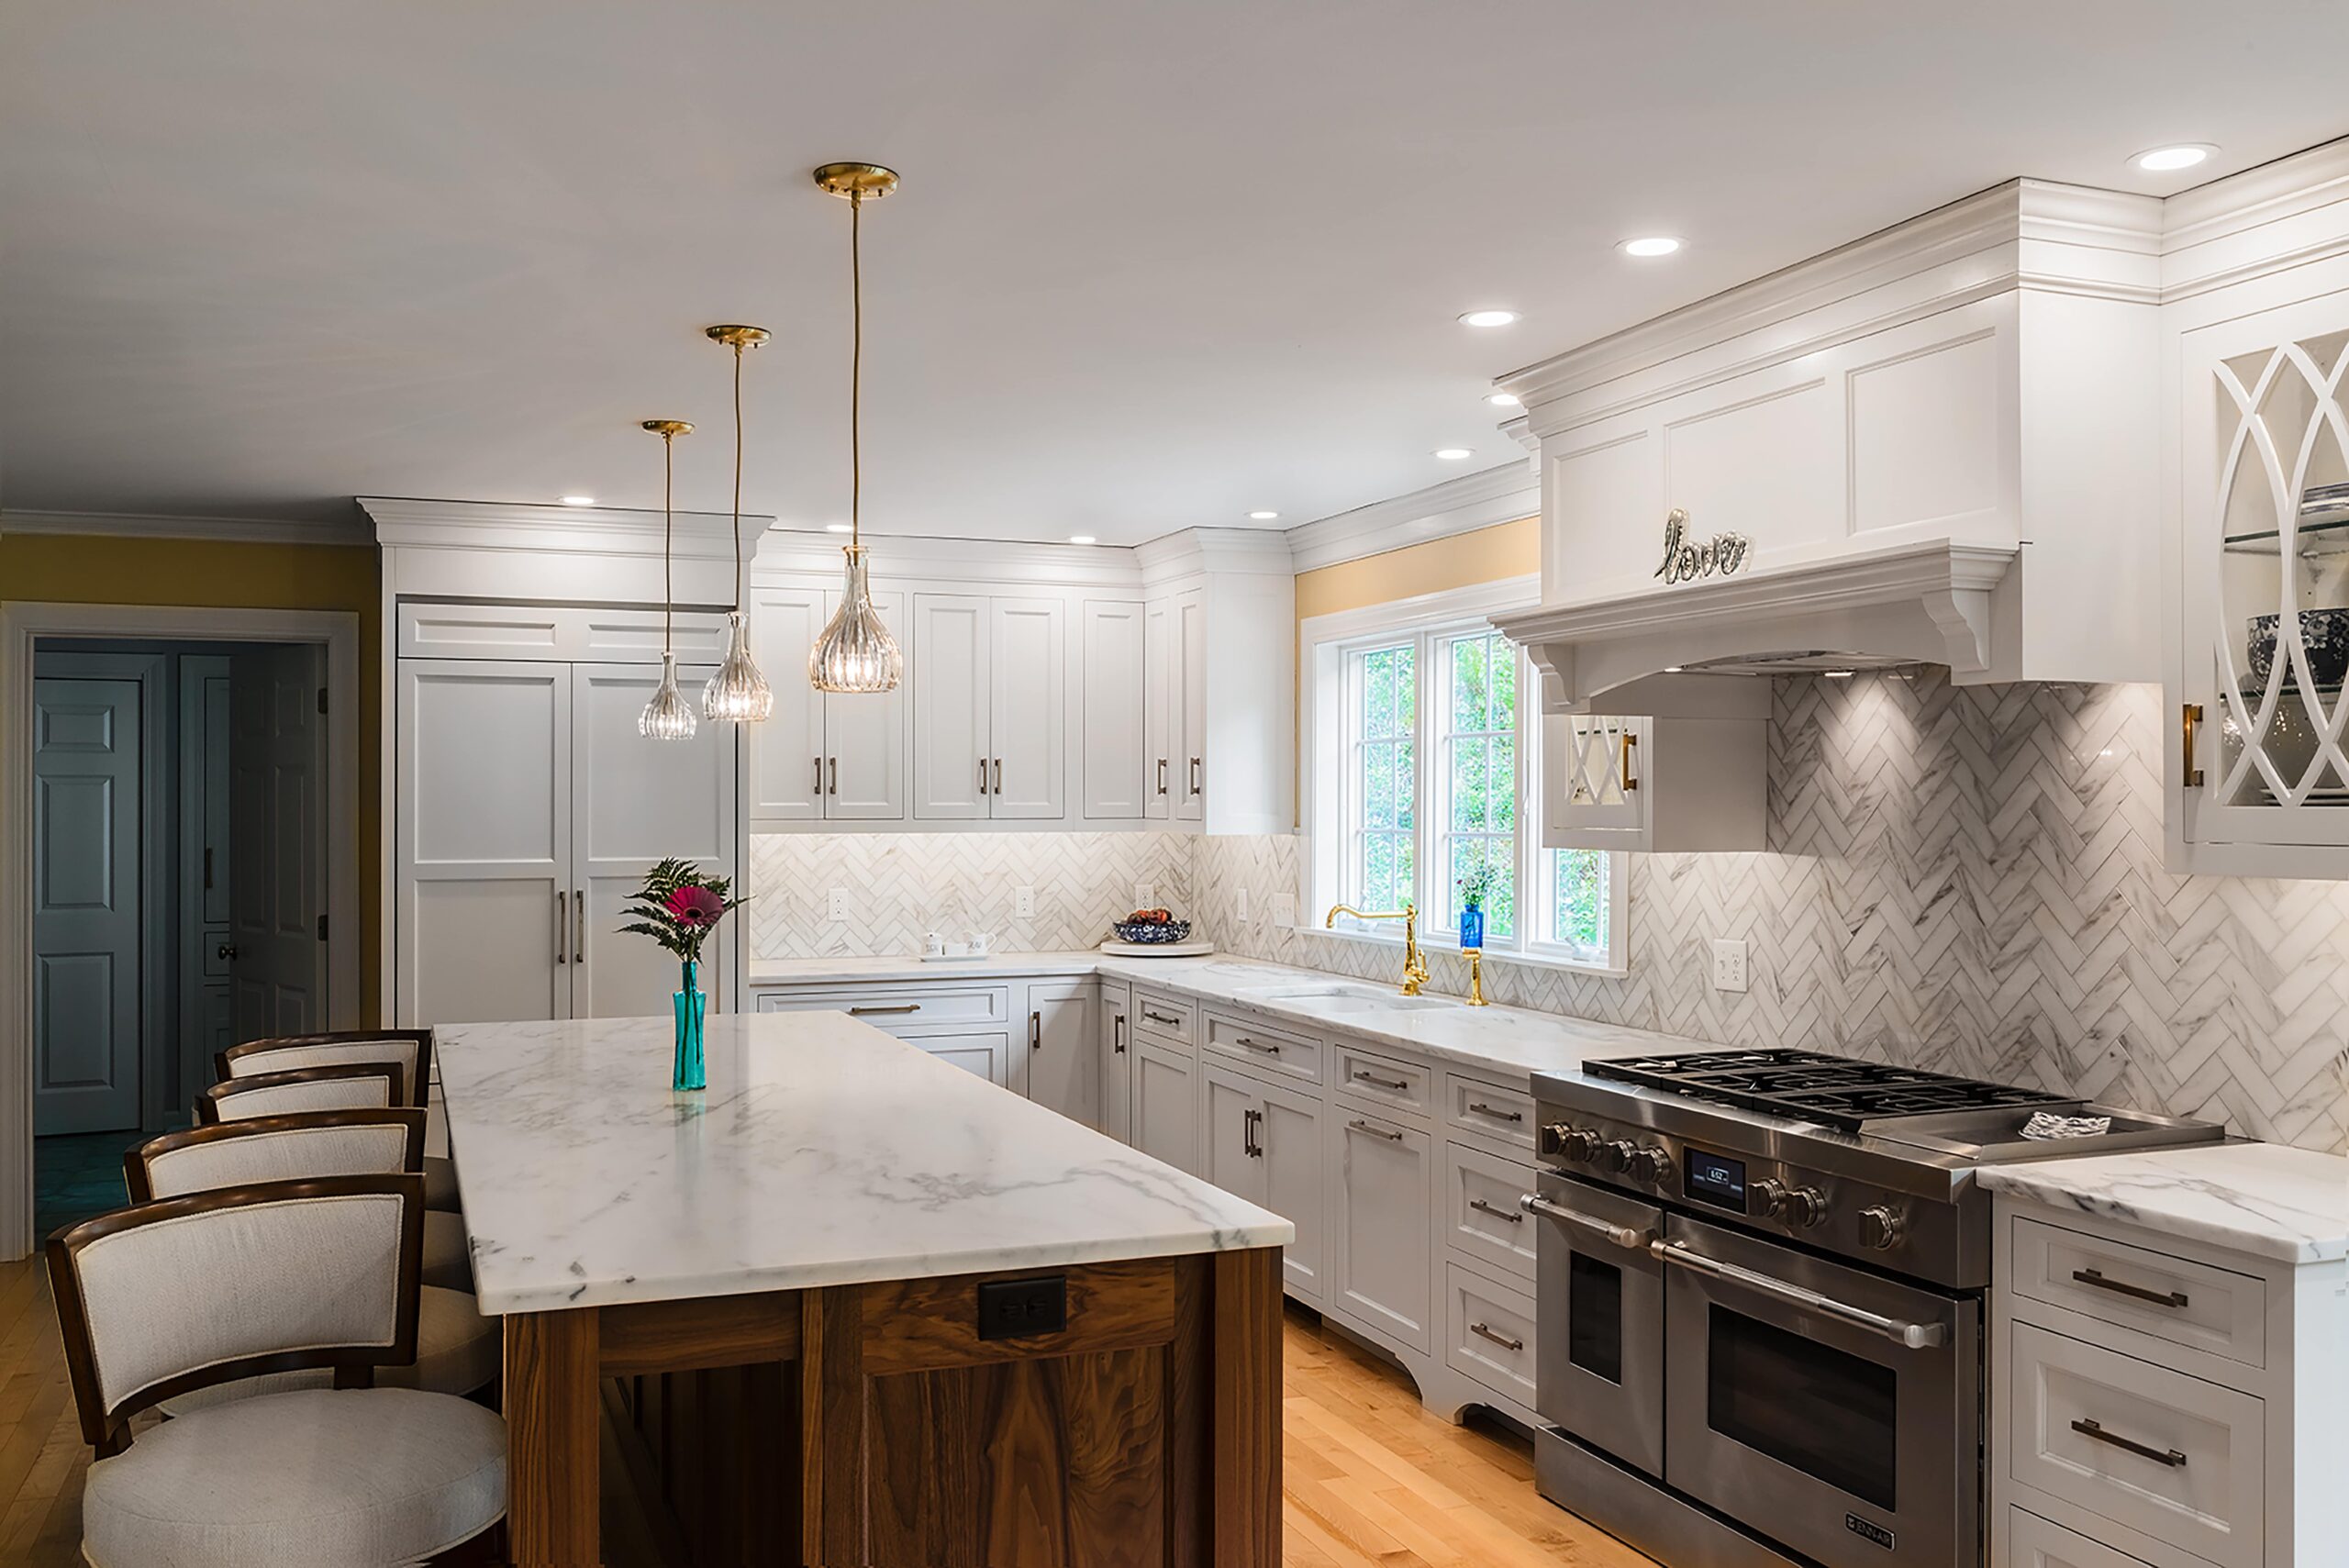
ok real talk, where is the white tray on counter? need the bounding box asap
[1097,939,1216,958]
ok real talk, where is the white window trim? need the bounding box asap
[1298,575,1629,977]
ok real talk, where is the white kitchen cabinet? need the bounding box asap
[1081,600,1146,819]
[1142,600,1173,818]
[909,1029,1013,1086]
[1023,978,1099,1128]
[1330,1105,1432,1352]
[746,584,908,826]
[911,594,990,820]
[1132,1037,1198,1176]
[395,653,735,1027]
[1173,589,1206,821]
[1201,1062,1323,1304]
[910,592,1064,821]
[1138,532,1295,835]
[1098,979,1132,1144]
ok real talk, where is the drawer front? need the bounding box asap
[1205,1011,1322,1084]
[753,984,1011,1031]
[1130,990,1196,1049]
[2007,1322,2264,1568]
[1331,1041,1433,1117]
[2010,1217,2266,1370]
[1444,1262,1537,1408]
[2008,1507,2157,1568]
[1444,1075,1534,1151]
[1442,1140,1536,1283]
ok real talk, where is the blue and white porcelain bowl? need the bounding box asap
[2247,609,2349,687]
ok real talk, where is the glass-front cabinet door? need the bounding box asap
[2176,282,2349,873]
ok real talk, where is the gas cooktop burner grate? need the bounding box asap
[1586,1048,2072,1132]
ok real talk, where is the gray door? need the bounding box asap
[32,677,143,1135]
[228,644,327,1042]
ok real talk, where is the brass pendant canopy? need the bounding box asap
[807,161,905,694]
[702,325,775,723]
[639,419,698,741]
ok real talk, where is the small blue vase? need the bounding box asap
[673,957,707,1092]
[1459,906,1485,951]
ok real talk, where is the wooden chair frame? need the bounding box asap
[194,1062,402,1125]
[125,1108,429,1203]
[218,1028,434,1108]
[46,1174,427,1457]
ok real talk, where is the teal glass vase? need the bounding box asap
[673,957,707,1091]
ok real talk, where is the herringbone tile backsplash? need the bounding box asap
[751,673,2349,1151]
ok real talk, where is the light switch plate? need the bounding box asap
[1273,892,1297,928]
[1134,883,1155,909]
[1014,884,1036,919]
[1236,886,1252,922]
[828,888,850,923]
[1710,938,1749,993]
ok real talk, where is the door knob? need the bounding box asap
[215,943,239,962]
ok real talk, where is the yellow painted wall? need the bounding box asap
[1,535,384,1021]
[1294,516,1538,621]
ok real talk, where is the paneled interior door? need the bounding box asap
[30,677,143,1136]
[571,663,734,1018]
[228,643,326,1042]
[178,657,233,1114]
[396,660,573,1025]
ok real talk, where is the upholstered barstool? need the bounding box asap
[126,1110,499,1406]
[47,1173,507,1567]
[197,1066,473,1293]
[217,1029,460,1211]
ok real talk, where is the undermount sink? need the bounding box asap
[1241,984,1453,1013]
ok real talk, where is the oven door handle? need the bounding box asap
[1519,1195,1655,1251]
[1650,1240,1949,1351]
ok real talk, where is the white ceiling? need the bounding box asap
[4,2,2346,548]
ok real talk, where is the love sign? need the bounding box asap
[1653,507,1751,585]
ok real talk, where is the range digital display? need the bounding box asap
[1684,1149,1748,1211]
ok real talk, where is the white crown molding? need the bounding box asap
[1283,461,1538,573]
[751,529,1145,591]
[2161,136,2349,255]
[1135,527,1296,590]
[0,508,372,548]
[359,496,752,559]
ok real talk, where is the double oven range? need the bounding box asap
[1522,1049,2222,1568]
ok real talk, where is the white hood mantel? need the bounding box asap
[1493,539,2018,712]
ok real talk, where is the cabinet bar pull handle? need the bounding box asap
[1030,1010,1041,1051]
[1157,758,1168,795]
[1348,1118,1404,1142]
[555,891,567,964]
[1141,1008,1181,1026]
[1113,1015,1126,1053]
[1620,730,1639,793]
[849,1003,921,1017]
[2072,1268,2188,1309]
[573,890,584,963]
[829,757,838,795]
[1190,756,1202,795]
[1467,1101,1524,1123]
[1469,1321,1523,1352]
[2071,1419,2187,1469]
[1236,1035,1283,1055]
[2182,703,2205,789]
[1353,1070,1409,1091]
[816,756,825,795]
[1468,1197,1523,1224]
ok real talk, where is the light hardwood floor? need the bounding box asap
[0,1257,1655,1567]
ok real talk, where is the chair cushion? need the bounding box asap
[423,1210,472,1293]
[423,1155,460,1213]
[83,1386,504,1568]
[156,1286,500,1415]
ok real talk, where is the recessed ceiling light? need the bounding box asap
[2133,144,2216,172]
[1823,669,1857,679]
[1458,308,1520,328]
[1486,392,1521,408]
[560,495,596,506]
[1618,236,1683,258]
[1247,510,1280,521]
[1433,447,1474,461]
[1068,534,1097,545]
[824,522,853,533]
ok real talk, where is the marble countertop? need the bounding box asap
[434,1012,1294,1315]
[750,951,1697,1084]
[1977,1141,2349,1264]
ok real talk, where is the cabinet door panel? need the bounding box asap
[1080,599,1145,819]
[1099,983,1133,1145]
[1142,601,1172,820]
[747,586,827,824]
[909,1029,1011,1088]
[1133,1042,1197,1176]
[911,595,990,820]
[823,586,906,819]
[989,596,1065,819]
[1025,980,1100,1129]
[1332,1109,1432,1351]
[396,660,572,1026]
[1256,1077,1323,1303]
[1174,591,1206,822]
[1202,1065,1264,1207]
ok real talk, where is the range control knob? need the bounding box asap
[1787,1185,1830,1229]
[1556,1126,1605,1162]
[1858,1206,1906,1251]
[1629,1145,1675,1184]
[1751,1178,1789,1218]
[1598,1140,1640,1174]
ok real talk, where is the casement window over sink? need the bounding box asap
[1301,577,1626,974]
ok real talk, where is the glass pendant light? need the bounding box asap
[808,161,905,694]
[638,418,698,740]
[701,322,775,722]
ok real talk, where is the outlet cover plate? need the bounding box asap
[828,888,850,923]
[1710,938,1749,993]
[1273,892,1297,928]
[1236,885,1252,922]
[1015,884,1036,919]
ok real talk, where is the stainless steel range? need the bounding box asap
[1522,1049,2223,1568]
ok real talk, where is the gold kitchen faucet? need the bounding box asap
[1323,902,1431,995]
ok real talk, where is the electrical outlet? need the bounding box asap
[1710,938,1749,993]
[1236,885,1252,922]
[1134,882,1155,909]
[1014,884,1036,919]
[828,888,850,923]
[1273,892,1297,928]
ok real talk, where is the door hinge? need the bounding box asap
[317,686,328,716]
[317,914,328,941]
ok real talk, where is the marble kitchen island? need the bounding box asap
[435,1011,1294,1568]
